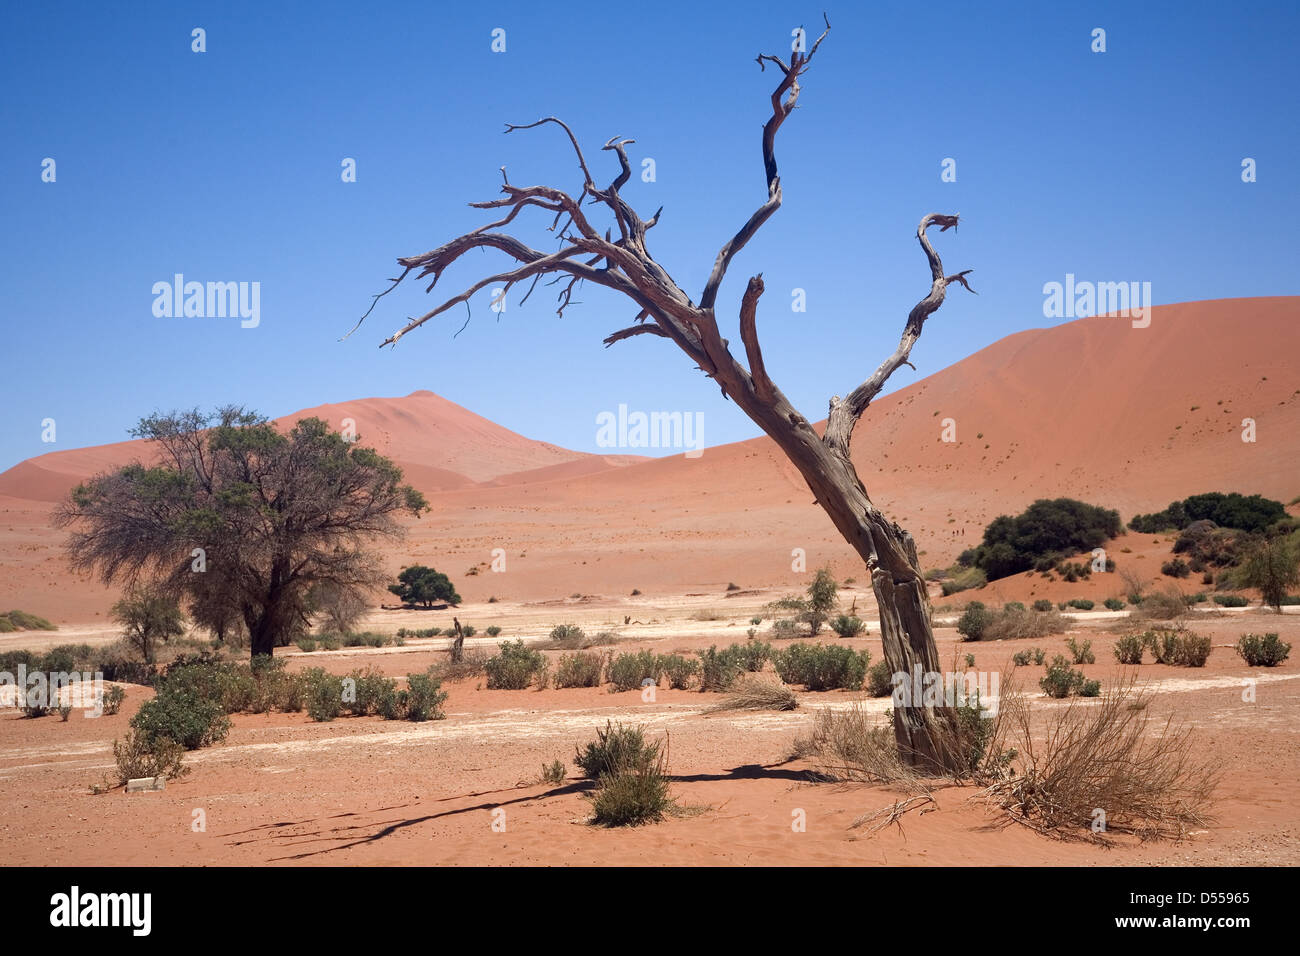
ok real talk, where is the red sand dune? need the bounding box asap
[1,296,1297,622]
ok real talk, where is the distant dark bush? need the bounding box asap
[1130,492,1286,534]
[1161,558,1191,579]
[972,498,1122,579]
[1213,594,1248,608]
[1103,598,1125,611]
[1032,599,1054,612]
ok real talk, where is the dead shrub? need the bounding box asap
[436,647,489,680]
[985,676,1220,840]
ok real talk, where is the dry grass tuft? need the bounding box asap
[1130,585,1189,622]
[793,705,923,789]
[985,607,1068,641]
[708,675,798,712]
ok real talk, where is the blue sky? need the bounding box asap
[2,0,1297,471]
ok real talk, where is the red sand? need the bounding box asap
[1,296,1297,865]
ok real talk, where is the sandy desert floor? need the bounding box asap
[2,588,1296,867]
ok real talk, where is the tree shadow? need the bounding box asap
[240,761,811,861]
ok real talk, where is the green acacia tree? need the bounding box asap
[388,565,461,608]
[770,566,840,636]
[57,408,427,658]
[111,584,186,665]
[1242,536,1300,611]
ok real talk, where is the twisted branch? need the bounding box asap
[823,213,976,457]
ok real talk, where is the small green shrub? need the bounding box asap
[1113,634,1145,665]
[608,651,661,692]
[540,760,566,785]
[404,668,448,721]
[587,758,672,827]
[131,689,230,750]
[866,660,894,697]
[485,625,502,637]
[1066,599,1095,611]
[830,615,865,638]
[956,602,992,641]
[112,730,187,784]
[549,623,586,644]
[1142,627,1211,667]
[554,651,605,688]
[1172,633,1211,667]
[1032,599,1054,612]
[296,637,317,653]
[658,654,699,690]
[1065,637,1095,665]
[575,721,657,779]
[1040,655,1091,699]
[343,667,398,716]
[772,644,869,691]
[302,668,345,722]
[1236,633,1291,667]
[484,640,547,689]
[770,618,800,639]
[1,609,56,631]
[730,640,771,672]
[1103,598,1125,611]
[102,685,127,715]
[697,645,742,692]
[1213,594,1249,608]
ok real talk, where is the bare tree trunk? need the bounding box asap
[355,18,974,773]
[450,617,465,664]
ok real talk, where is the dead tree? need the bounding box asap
[354,19,975,773]
[450,616,465,664]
